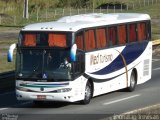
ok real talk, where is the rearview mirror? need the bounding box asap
[7,43,16,62]
[70,44,77,62]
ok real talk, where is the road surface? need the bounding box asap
[0,55,160,120]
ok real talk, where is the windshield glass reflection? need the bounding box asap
[17,49,72,81]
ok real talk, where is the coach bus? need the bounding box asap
[8,13,152,104]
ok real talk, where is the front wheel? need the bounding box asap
[127,71,137,92]
[80,82,92,105]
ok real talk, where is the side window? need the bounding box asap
[75,31,84,50]
[96,28,107,49]
[128,24,137,42]
[23,34,36,46]
[85,29,96,51]
[146,21,151,40]
[137,22,146,41]
[118,25,127,45]
[108,26,117,46]
[48,33,67,47]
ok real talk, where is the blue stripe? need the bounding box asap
[91,41,148,75]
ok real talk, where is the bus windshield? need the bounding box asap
[16,48,72,81]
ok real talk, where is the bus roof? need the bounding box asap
[22,13,150,32]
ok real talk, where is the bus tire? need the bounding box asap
[127,70,137,92]
[80,81,92,105]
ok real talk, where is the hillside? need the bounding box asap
[0,0,155,16]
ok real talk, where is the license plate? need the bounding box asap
[37,95,46,100]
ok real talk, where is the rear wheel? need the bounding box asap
[127,71,137,92]
[80,81,92,105]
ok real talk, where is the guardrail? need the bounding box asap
[152,39,160,46]
[0,71,15,92]
[152,39,160,49]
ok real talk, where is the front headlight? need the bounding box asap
[54,88,72,93]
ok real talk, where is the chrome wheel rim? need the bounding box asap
[130,74,135,88]
[85,85,91,101]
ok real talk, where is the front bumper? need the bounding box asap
[16,89,79,102]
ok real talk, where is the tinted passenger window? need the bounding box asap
[108,27,117,46]
[96,28,107,48]
[23,34,36,46]
[137,22,146,41]
[48,33,67,47]
[75,31,84,50]
[85,29,96,51]
[128,24,137,42]
[118,25,127,45]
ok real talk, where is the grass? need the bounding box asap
[0,39,17,73]
[0,1,160,25]
[0,55,15,73]
[0,39,17,44]
[1,1,159,38]
[0,26,21,32]
[0,39,17,53]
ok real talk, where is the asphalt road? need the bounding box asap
[0,55,160,120]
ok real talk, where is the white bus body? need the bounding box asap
[9,13,152,104]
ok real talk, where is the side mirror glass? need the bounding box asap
[70,44,77,62]
[7,43,16,62]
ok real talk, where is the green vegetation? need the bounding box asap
[0,26,21,31]
[0,39,17,73]
[0,55,15,73]
[0,39,17,44]
[0,0,159,39]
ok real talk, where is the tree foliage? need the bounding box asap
[0,0,136,15]
[56,0,90,8]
